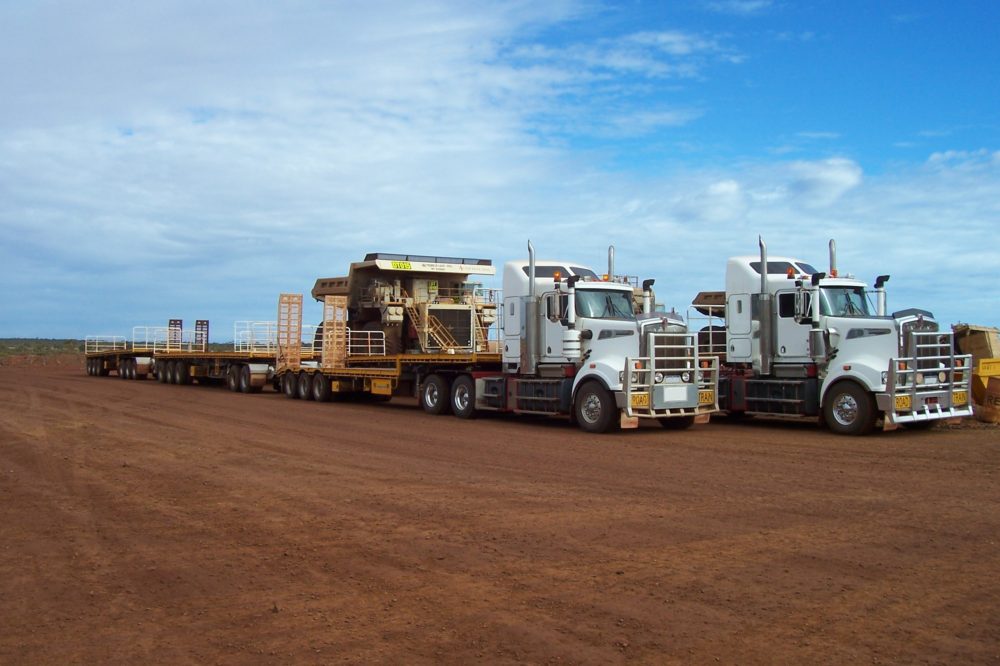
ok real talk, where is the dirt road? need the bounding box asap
[2,361,999,663]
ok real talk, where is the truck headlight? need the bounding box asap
[881,371,888,386]
[915,372,924,385]
[681,371,691,383]
[654,371,664,384]
[938,371,947,383]
[630,372,639,384]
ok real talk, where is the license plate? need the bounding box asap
[953,390,968,406]
[894,395,912,410]
[698,390,715,405]
[630,393,650,408]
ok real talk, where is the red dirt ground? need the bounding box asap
[2,360,999,664]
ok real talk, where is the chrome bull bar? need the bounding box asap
[880,330,973,425]
[624,331,720,419]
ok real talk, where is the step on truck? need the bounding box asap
[282,242,719,432]
[692,237,973,435]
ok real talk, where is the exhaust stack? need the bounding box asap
[757,236,773,376]
[829,239,838,277]
[523,240,539,375]
[642,278,655,314]
[608,245,615,281]
[875,275,890,317]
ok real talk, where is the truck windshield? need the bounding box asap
[820,286,872,317]
[576,289,635,320]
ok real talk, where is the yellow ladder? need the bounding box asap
[322,295,348,370]
[403,300,460,352]
[276,293,303,372]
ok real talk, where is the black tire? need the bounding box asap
[282,372,298,399]
[176,362,190,385]
[658,415,695,430]
[227,366,240,392]
[167,361,179,384]
[86,358,93,376]
[127,359,137,380]
[119,359,129,379]
[98,361,109,377]
[297,371,313,400]
[312,373,332,402]
[239,365,256,393]
[574,381,618,433]
[823,381,876,436]
[156,361,168,383]
[420,374,451,415]
[451,375,476,419]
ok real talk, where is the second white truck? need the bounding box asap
[692,238,972,435]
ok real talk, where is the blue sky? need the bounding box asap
[2,0,998,338]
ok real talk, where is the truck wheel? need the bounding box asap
[297,371,313,400]
[282,372,298,399]
[658,415,695,430]
[451,375,476,419]
[176,362,190,385]
[227,366,240,391]
[240,365,262,393]
[119,360,129,379]
[312,373,332,402]
[421,374,451,415]
[823,381,876,436]
[574,382,618,433]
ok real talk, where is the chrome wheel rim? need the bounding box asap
[581,393,602,424]
[832,392,858,426]
[425,383,440,407]
[454,385,470,412]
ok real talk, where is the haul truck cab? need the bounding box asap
[694,238,973,435]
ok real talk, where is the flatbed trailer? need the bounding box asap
[85,320,317,393]
[275,351,503,403]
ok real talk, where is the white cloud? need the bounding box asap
[705,0,774,16]
[787,157,863,206]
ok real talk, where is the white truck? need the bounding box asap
[489,242,718,432]
[692,238,973,435]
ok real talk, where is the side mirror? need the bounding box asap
[794,290,813,325]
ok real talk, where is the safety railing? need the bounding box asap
[347,328,386,356]
[158,329,207,353]
[625,331,720,418]
[234,321,277,354]
[131,326,168,352]
[85,336,127,353]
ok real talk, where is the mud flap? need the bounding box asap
[694,413,711,425]
[620,411,639,429]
